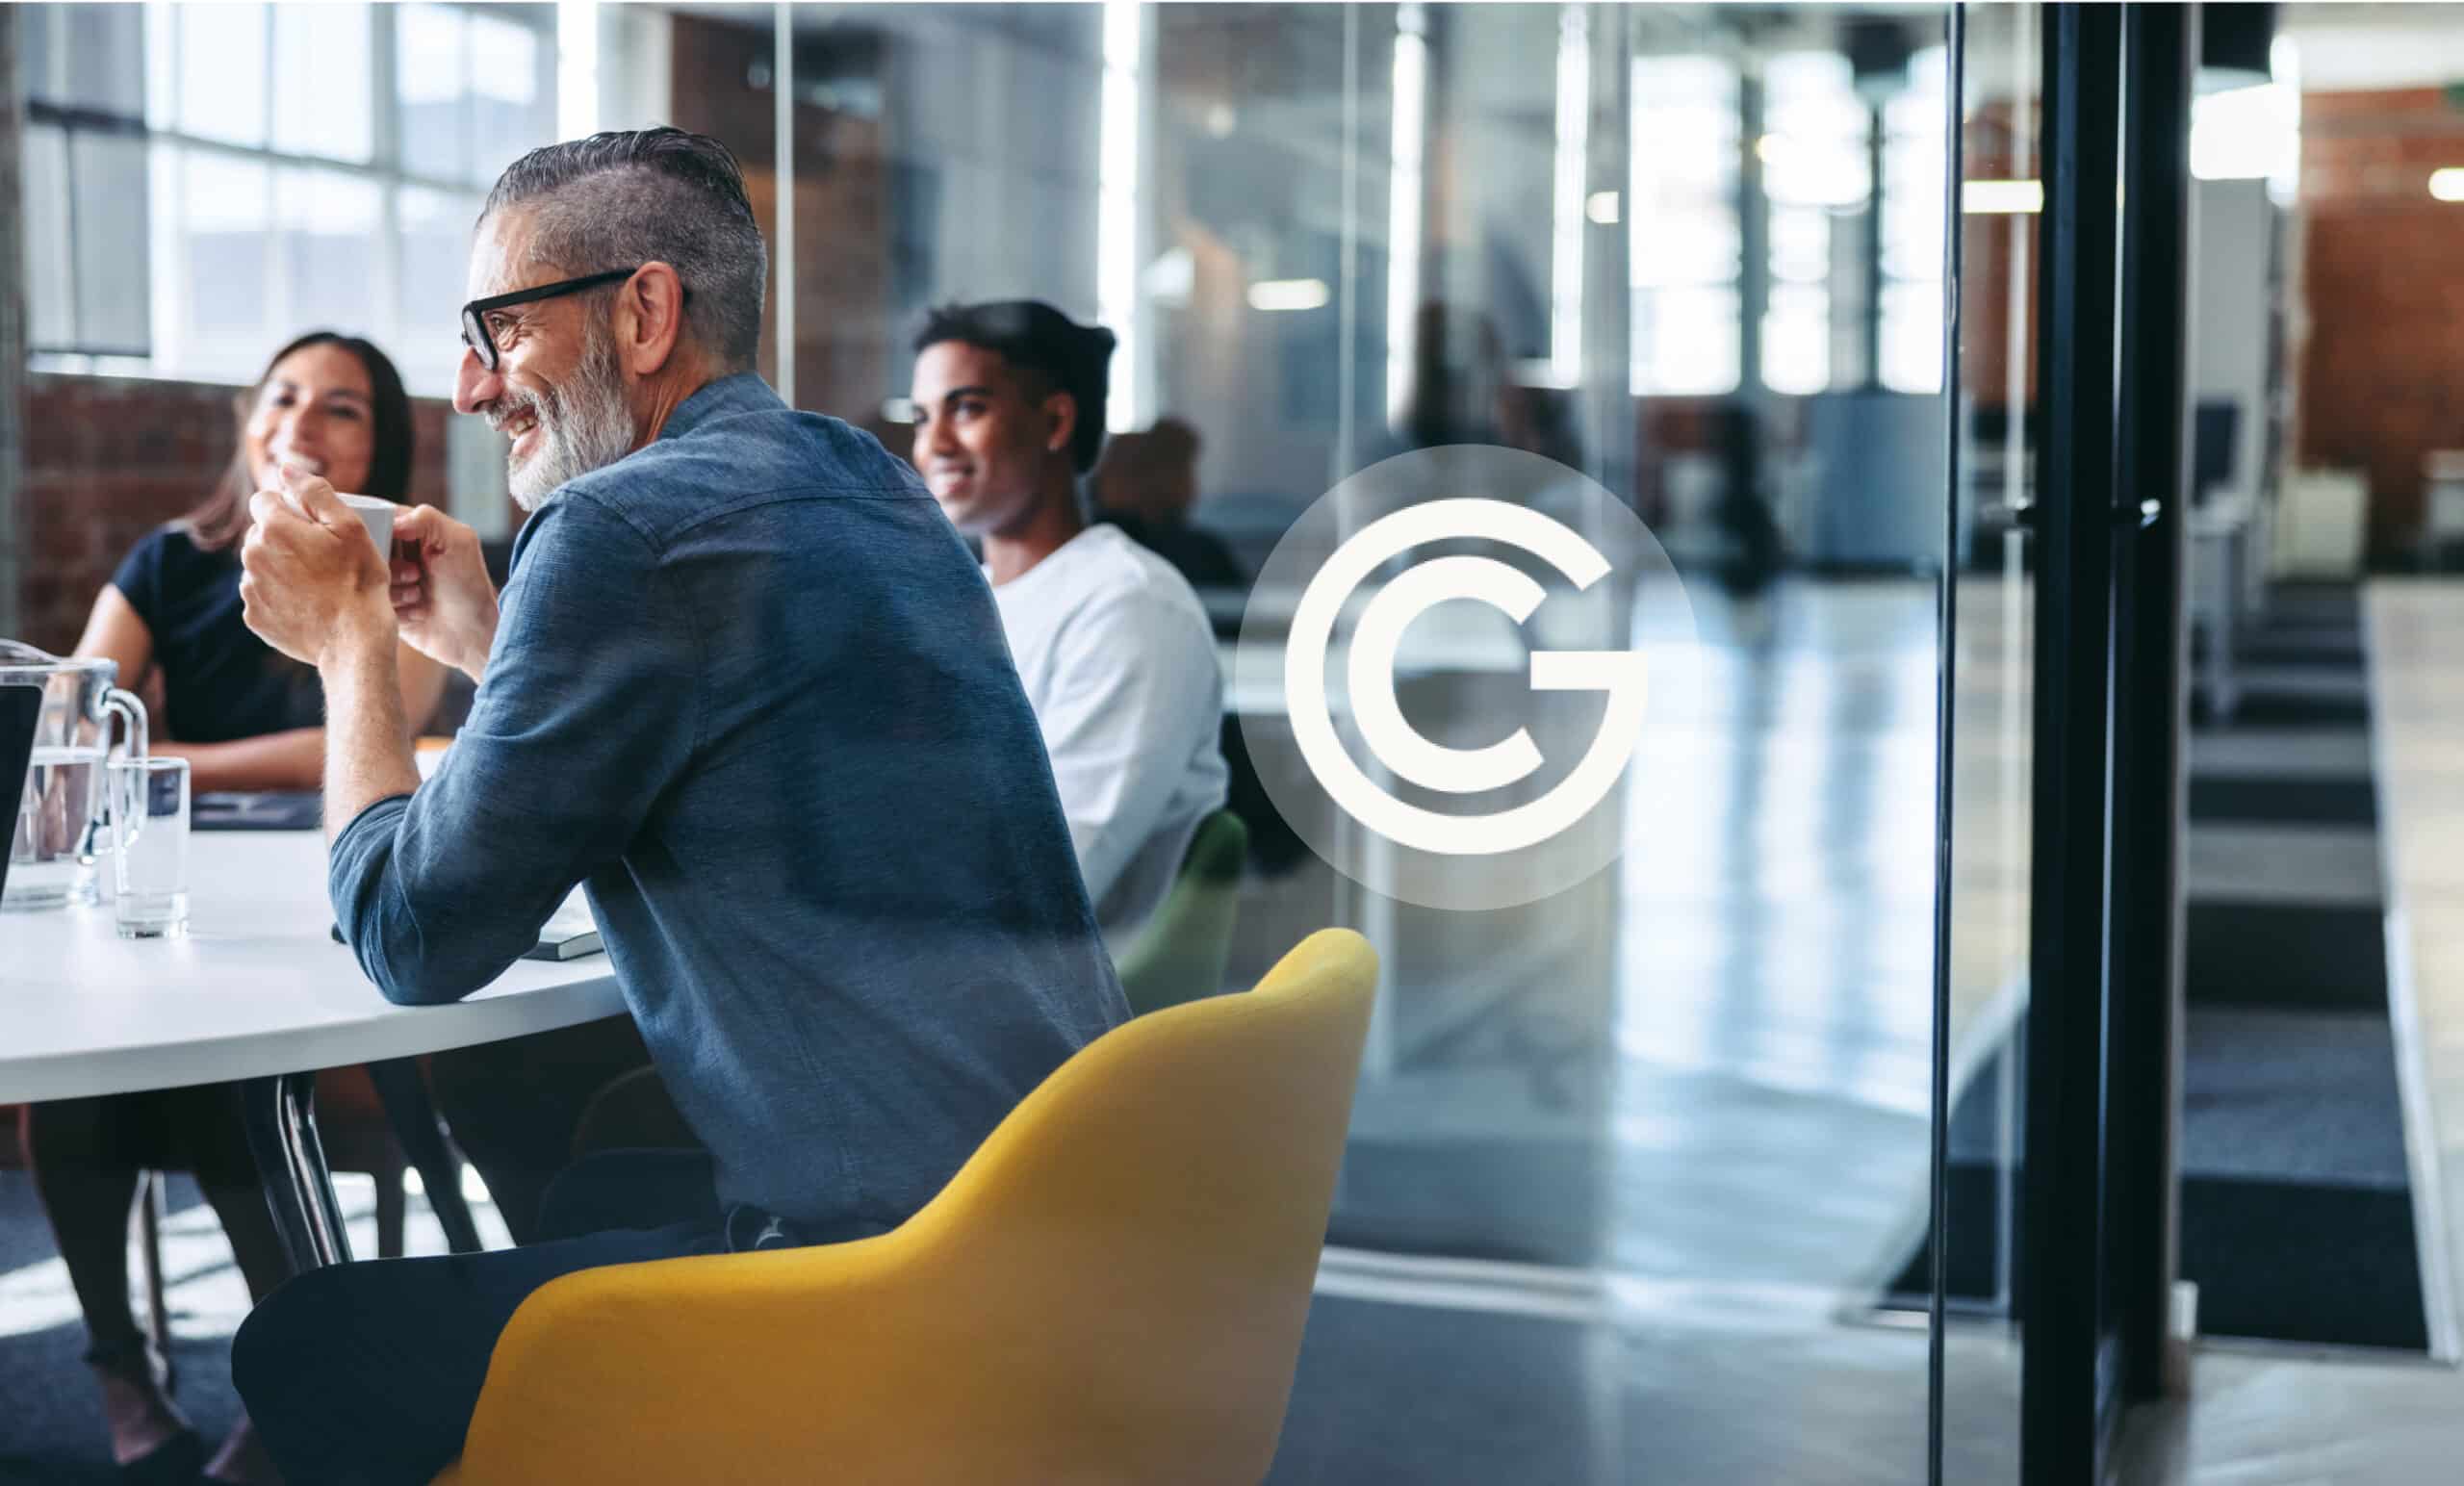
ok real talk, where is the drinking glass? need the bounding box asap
[110,756,189,938]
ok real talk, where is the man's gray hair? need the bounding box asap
[482,127,766,370]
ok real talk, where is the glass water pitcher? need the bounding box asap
[1,639,149,910]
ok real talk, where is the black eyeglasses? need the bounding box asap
[459,268,641,372]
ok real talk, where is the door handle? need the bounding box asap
[1979,499,2037,533]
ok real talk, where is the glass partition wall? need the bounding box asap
[742,6,1972,1477]
[2,5,1989,1479]
[1936,3,2042,1479]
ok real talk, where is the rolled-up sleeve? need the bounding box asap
[329,496,697,1005]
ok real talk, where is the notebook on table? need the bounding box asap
[528,888,603,961]
[196,790,323,832]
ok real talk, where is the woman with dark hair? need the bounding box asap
[68,330,443,787]
[25,332,442,1484]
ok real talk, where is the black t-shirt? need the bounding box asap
[110,525,324,744]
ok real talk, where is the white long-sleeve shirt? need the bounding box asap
[990,524,1229,952]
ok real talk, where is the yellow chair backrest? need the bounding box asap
[441,928,1377,1486]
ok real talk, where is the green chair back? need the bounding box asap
[1115,808,1247,1016]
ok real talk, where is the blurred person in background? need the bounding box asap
[911,300,1228,953]
[1090,416,1245,590]
[26,330,443,1486]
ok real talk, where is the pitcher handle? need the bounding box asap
[91,688,151,862]
[101,685,148,763]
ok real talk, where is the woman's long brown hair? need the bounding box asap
[186,331,416,551]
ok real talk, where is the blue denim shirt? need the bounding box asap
[331,372,1127,1231]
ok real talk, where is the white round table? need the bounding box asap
[1,831,626,1267]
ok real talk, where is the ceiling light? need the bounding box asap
[1962,179,2043,214]
[1249,278,1331,312]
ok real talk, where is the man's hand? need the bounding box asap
[390,504,501,682]
[240,466,395,669]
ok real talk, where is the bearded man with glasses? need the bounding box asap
[228,127,1124,1484]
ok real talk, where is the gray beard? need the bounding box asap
[508,327,637,511]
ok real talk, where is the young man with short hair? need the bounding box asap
[910,301,1228,951]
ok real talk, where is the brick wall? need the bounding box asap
[1960,99,2040,408]
[14,373,453,655]
[2296,88,2464,559]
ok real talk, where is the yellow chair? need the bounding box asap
[434,929,1377,1486]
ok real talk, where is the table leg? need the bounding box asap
[365,1058,485,1254]
[242,1071,353,1270]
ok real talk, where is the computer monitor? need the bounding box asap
[2194,400,2240,498]
[0,685,41,903]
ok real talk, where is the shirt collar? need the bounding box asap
[656,372,783,444]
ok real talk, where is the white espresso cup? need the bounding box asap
[336,494,398,554]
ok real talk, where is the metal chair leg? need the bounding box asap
[365,1059,484,1254]
[374,1148,408,1259]
[242,1071,351,1270]
[137,1170,173,1391]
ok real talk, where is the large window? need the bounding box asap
[1759,49,1868,396]
[1879,45,1949,393]
[19,2,555,393]
[1630,53,1740,396]
[19,3,149,358]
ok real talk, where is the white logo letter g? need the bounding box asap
[1284,498,1648,857]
